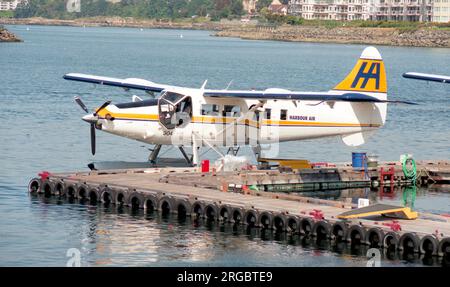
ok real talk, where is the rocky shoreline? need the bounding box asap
[0,26,21,42]
[215,26,450,48]
[1,17,450,48]
[0,16,224,30]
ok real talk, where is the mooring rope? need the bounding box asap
[401,156,417,182]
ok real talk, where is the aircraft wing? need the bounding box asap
[63,73,168,92]
[203,90,417,105]
[403,72,450,84]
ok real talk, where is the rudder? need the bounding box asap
[333,47,387,94]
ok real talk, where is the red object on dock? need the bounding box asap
[311,162,329,168]
[379,166,395,199]
[383,220,402,232]
[309,209,324,220]
[38,171,51,181]
[380,167,395,186]
[201,160,210,173]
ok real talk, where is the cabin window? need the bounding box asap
[264,109,271,120]
[280,109,287,121]
[201,104,219,116]
[223,105,241,117]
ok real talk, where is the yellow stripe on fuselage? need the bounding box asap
[96,110,380,128]
[97,109,159,121]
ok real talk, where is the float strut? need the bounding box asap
[178,146,193,166]
[149,144,162,163]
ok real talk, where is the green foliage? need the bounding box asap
[0,10,14,18]
[13,0,243,20]
[259,12,447,30]
[300,19,426,29]
[433,22,450,28]
[260,10,303,26]
[285,15,303,25]
[256,0,272,12]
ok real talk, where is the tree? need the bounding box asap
[12,0,248,20]
[256,0,272,12]
[14,0,39,18]
[230,0,243,16]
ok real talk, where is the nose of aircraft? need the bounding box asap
[82,114,98,123]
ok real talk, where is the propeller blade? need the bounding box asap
[90,123,96,156]
[74,96,89,113]
[94,100,112,116]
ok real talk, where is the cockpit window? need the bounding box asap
[159,92,192,129]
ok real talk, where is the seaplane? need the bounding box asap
[64,47,415,166]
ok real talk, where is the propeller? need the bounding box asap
[74,96,111,156]
[74,96,88,113]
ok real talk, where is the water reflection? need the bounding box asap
[402,185,417,209]
[300,184,449,215]
[27,193,443,266]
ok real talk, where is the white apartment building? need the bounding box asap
[0,0,22,11]
[287,0,433,21]
[432,0,450,22]
[373,0,432,21]
[288,0,373,21]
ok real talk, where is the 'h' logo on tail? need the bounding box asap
[351,62,380,90]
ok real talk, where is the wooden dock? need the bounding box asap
[28,166,450,260]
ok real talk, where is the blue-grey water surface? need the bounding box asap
[0,25,449,267]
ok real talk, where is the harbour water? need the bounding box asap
[0,25,449,266]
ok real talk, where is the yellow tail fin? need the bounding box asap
[334,47,387,93]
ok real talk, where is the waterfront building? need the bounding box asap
[269,0,289,15]
[432,0,450,22]
[287,0,433,21]
[288,0,373,20]
[0,0,22,11]
[373,0,432,22]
